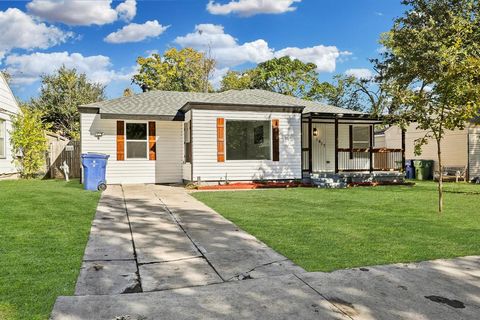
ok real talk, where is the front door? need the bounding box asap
[312,124,334,172]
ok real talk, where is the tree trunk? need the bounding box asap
[437,138,443,213]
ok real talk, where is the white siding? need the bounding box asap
[0,74,19,176]
[469,133,480,179]
[191,109,301,181]
[385,124,470,172]
[80,113,183,184]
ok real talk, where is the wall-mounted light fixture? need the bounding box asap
[313,128,318,137]
[94,131,104,140]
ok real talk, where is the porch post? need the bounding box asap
[369,125,374,173]
[401,129,406,172]
[334,117,339,173]
[308,114,313,174]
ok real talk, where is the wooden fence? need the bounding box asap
[46,138,81,179]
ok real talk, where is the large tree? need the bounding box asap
[378,0,480,212]
[30,66,105,139]
[253,57,322,100]
[132,48,216,93]
[220,70,256,91]
[220,57,323,100]
[319,70,397,116]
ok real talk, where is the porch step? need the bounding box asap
[311,173,347,189]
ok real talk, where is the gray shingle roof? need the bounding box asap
[79,89,363,117]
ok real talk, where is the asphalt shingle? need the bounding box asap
[79,89,363,116]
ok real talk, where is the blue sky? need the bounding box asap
[0,0,405,101]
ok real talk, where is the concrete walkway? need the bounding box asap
[51,185,480,319]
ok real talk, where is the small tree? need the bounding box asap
[30,66,105,139]
[378,0,480,212]
[10,106,48,179]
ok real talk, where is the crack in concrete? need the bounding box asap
[226,258,290,281]
[293,274,355,320]
[121,185,144,293]
[152,191,227,283]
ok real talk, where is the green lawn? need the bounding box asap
[0,179,100,320]
[193,181,480,272]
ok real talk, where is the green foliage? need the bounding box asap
[30,66,105,140]
[378,0,480,212]
[220,56,325,100]
[10,106,48,179]
[132,48,216,93]
[1,70,11,84]
[317,73,395,116]
[253,57,321,99]
[220,70,256,91]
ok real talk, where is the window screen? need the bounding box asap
[353,126,370,148]
[126,123,147,159]
[226,120,271,160]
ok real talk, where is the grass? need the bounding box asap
[193,181,480,272]
[0,179,100,320]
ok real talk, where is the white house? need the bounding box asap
[376,123,480,181]
[0,73,19,178]
[79,89,403,185]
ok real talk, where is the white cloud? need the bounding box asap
[275,46,351,73]
[210,67,229,89]
[174,24,348,72]
[4,51,132,85]
[27,0,137,26]
[345,68,374,79]
[0,8,71,56]
[207,0,301,17]
[105,20,169,44]
[116,0,137,21]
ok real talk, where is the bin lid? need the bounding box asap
[81,153,110,159]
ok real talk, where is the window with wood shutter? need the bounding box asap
[272,119,279,162]
[125,122,148,159]
[217,118,225,162]
[116,121,125,161]
[225,120,271,160]
[148,121,156,161]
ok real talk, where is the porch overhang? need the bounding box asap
[302,112,384,124]
[301,112,406,176]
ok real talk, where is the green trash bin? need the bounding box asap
[413,160,434,180]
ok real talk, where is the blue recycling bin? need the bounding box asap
[81,153,110,191]
[405,160,415,179]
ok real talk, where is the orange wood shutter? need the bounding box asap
[116,121,125,161]
[148,121,156,161]
[272,119,280,162]
[217,118,225,162]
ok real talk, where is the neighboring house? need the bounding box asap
[79,89,404,185]
[0,73,19,179]
[376,123,480,180]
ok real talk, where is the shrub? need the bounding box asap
[10,106,48,178]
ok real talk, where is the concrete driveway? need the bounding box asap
[51,185,480,319]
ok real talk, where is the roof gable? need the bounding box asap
[0,73,20,116]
